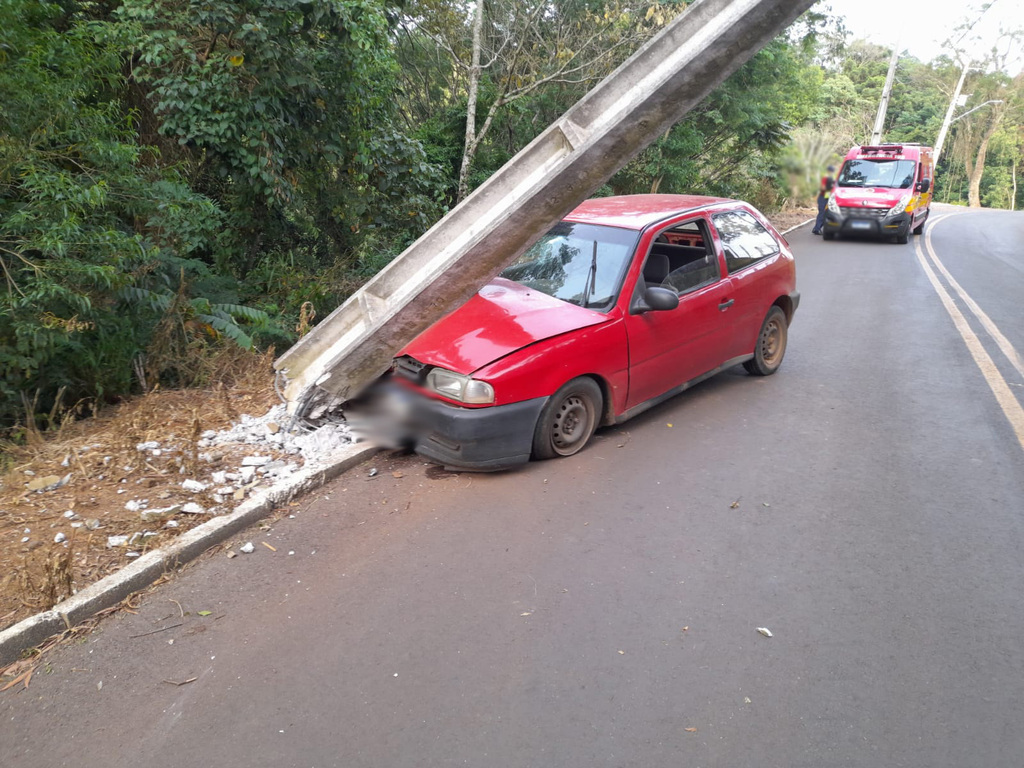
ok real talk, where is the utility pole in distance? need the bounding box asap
[933,60,972,165]
[870,42,901,144]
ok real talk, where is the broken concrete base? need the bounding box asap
[0,442,378,666]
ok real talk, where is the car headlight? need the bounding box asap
[888,194,912,217]
[827,194,840,214]
[425,368,495,404]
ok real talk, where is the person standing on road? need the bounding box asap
[812,165,836,236]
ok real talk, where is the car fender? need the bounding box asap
[473,318,629,419]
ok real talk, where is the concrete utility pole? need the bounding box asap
[275,0,817,415]
[934,60,971,165]
[870,42,901,144]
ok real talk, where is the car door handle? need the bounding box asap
[718,298,735,311]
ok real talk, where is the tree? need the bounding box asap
[399,0,678,202]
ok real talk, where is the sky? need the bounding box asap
[822,0,1023,72]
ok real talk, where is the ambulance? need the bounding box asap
[823,144,934,244]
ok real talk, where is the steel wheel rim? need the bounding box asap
[551,395,593,455]
[760,319,783,366]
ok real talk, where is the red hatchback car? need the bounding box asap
[389,194,799,470]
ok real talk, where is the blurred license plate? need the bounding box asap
[850,220,872,230]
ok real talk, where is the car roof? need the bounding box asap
[562,194,735,231]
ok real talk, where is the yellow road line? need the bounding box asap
[914,235,1024,453]
[924,215,1024,379]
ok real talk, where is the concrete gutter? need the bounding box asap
[0,442,378,667]
[781,218,816,236]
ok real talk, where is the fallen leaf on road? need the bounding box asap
[520,612,532,617]
[685,727,698,733]
[1,669,32,692]
[197,611,212,617]
[730,500,740,509]
[744,697,752,704]
[756,627,773,638]
[162,677,197,686]
[262,542,277,552]
[618,650,625,655]
[667,423,673,428]
[682,626,689,632]
[392,471,404,478]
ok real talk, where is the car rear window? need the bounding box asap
[501,222,638,311]
[711,210,779,274]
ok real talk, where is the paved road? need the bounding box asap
[4,205,1024,768]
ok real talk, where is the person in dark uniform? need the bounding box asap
[812,165,836,236]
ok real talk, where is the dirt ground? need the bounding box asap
[0,355,284,635]
[770,207,816,233]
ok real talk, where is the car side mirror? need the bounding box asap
[916,178,931,193]
[633,286,679,313]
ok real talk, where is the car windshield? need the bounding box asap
[838,159,916,189]
[500,222,638,310]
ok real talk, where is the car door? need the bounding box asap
[622,215,735,410]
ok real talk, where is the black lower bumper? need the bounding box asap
[412,395,548,471]
[824,210,911,239]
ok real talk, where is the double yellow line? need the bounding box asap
[914,212,1024,453]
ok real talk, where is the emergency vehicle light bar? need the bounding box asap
[860,144,904,155]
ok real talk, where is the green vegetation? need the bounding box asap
[1,0,1021,432]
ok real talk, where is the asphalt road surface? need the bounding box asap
[4,204,1024,768]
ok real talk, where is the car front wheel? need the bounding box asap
[743,306,788,376]
[532,377,602,460]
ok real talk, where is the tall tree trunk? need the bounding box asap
[968,110,1003,208]
[457,0,485,203]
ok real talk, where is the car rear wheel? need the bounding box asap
[532,377,602,460]
[823,231,835,241]
[743,306,788,376]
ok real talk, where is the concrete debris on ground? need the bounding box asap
[197,404,354,463]
[3,393,358,632]
[25,474,71,493]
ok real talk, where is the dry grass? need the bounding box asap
[769,207,817,234]
[0,347,283,633]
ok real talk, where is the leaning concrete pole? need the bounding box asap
[933,60,971,166]
[275,0,816,415]
[870,41,901,144]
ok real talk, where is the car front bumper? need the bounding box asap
[824,209,911,238]
[411,394,548,471]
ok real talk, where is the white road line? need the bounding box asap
[923,215,1024,380]
[914,236,1024,454]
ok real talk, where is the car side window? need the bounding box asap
[712,210,779,274]
[644,219,721,296]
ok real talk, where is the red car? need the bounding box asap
[390,194,799,470]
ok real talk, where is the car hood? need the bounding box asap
[833,187,909,208]
[400,278,609,374]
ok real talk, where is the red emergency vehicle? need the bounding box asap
[823,143,934,244]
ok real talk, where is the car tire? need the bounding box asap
[823,231,835,241]
[743,306,788,377]
[896,231,909,244]
[913,217,926,235]
[532,377,602,460]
